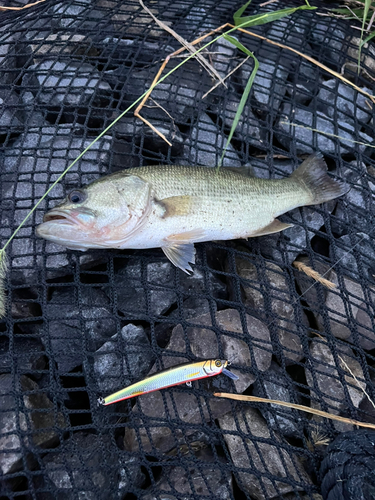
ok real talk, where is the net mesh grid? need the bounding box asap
[1,0,375,498]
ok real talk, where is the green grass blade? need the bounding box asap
[358,0,372,71]
[234,0,316,28]
[218,35,259,169]
[361,29,375,46]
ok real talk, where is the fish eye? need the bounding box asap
[68,190,86,204]
[215,360,222,367]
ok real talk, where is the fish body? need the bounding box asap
[36,154,348,272]
[99,359,232,405]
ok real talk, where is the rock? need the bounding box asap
[209,93,266,148]
[118,455,146,497]
[316,79,372,125]
[40,432,120,500]
[22,60,111,107]
[0,336,46,375]
[89,324,155,394]
[110,258,227,318]
[211,36,239,79]
[311,19,346,64]
[277,103,372,154]
[253,362,302,437]
[141,448,233,500]
[319,270,375,351]
[345,36,375,79]
[332,232,375,283]
[0,374,66,475]
[219,407,311,499]
[186,112,241,168]
[0,88,24,136]
[30,33,91,59]
[44,287,116,373]
[331,162,375,236]
[241,59,288,114]
[305,340,366,431]
[234,256,306,364]
[124,309,271,453]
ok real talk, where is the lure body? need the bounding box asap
[99,359,233,405]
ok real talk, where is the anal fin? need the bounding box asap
[250,219,293,237]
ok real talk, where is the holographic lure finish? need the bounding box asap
[98,359,236,406]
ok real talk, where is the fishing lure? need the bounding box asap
[98,359,238,406]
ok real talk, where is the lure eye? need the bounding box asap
[215,360,222,367]
[69,190,86,204]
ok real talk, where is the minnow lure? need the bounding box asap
[98,359,238,406]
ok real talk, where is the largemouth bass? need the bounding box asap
[36,154,348,273]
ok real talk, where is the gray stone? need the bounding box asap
[316,79,372,124]
[187,112,241,168]
[45,287,116,373]
[277,103,372,154]
[30,33,91,59]
[305,340,366,431]
[319,270,375,351]
[332,232,375,282]
[331,162,375,235]
[253,362,302,437]
[219,407,312,499]
[0,88,24,135]
[41,432,120,500]
[234,257,306,364]
[241,59,288,113]
[118,455,146,497]
[0,374,66,475]
[209,93,266,148]
[125,309,270,453]
[141,448,233,500]
[311,19,346,64]
[211,36,239,79]
[90,324,155,393]
[0,336,46,375]
[50,0,92,29]
[22,60,111,107]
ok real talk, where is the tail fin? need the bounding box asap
[291,153,349,205]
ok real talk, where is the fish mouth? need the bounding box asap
[43,210,78,225]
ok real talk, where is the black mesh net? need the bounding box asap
[1,0,375,498]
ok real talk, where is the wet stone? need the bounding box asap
[89,324,155,394]
[22,60,111,107]
[219,407,312,499]
[45,287,116,373]
[40,433,120,500]
[0,374,66,475]
[186,112,241,168]
[0,88,24,135]
[118,455,146,497]
[234,256,306,364]
[0,336,46,376]
[319,270,375,351]
[277,103,372,154]
[305,340,366,431]
[124,309,271,453]
[141,448,233,500]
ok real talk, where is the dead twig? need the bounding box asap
[293,260,336,289]
[0,0,46,10]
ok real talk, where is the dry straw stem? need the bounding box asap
[280,121,375,149]
[0,0,46,11]
[293,260,336,289]
[236,27,375,104]
[214,392,375,430]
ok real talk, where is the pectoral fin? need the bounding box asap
[162,229,207,273]
[160,195,194,217]
[250,219,293,237]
